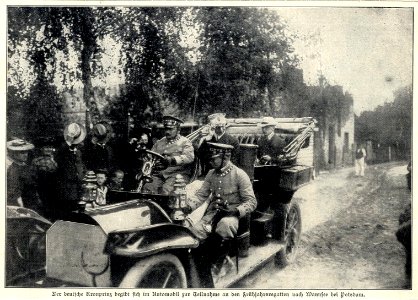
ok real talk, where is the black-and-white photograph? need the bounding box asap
[5,2,413,297]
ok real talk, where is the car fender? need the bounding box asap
[105,223,200,258]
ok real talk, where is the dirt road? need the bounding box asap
[235,161,411,289]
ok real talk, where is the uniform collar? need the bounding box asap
[215,162,233,177]
[166,135,180,144]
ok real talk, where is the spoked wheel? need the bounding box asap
[119,253,187,288]
[275,202,302,269]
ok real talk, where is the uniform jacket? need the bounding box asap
[257,133,287,162]
[152,135,195,179]
[188,162,257,218]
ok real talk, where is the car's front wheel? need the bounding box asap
[119,253,187,288]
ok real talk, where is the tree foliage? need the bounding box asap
[189,7,297,118]
[355,85,412,153]
[9,6,402,152]
[8,7,67,142]
[102,7,193,136]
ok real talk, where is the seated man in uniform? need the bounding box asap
[144,115,195,195]
[186,143,257,286]
[257,117,287,165]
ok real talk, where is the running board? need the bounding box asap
[215,240,285,288]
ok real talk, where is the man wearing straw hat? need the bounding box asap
[257,117,287,165]
[7,138,41,211]
[54,123,87,217]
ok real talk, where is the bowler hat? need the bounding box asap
[64,123,86,145]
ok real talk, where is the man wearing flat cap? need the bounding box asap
[7,138,42,212]
[144,115,195,195]
[55,123,87,217]
[186,142,256,286]
[257,117,287,165]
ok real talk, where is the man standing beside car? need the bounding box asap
[55,123,87,217]
[84,122,115,173]
[144,115,194,195]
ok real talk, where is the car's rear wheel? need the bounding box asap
[119,253,187,288]
[275,202,302,268]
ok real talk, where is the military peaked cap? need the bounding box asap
[162,115,184,128]
[207,142,234,158]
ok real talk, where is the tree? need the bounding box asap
[188,7,297,118]
[355,85,412,159]
[103,7,191,138]
[8,7,67,142]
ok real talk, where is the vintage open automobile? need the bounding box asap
[6,117,316,288]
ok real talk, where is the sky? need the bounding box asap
[273,7,413,114]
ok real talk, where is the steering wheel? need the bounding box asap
[135,149,168,192]
[143,149,168,170]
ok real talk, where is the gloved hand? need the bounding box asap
[164,156,176,166]
[183,205,193,214]
[218,207,240,218]
[261,154,272,162]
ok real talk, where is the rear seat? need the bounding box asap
[230,132,297,147]
[234,133,263,145]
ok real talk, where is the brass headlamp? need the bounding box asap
[79,171,98,210]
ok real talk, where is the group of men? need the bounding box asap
[7,113,287,283]
[7,112,287,219]
[6,119,153,219]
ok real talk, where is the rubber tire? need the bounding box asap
[275,202,302,269]
[119,253,187,288]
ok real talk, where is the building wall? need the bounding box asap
[318,101,355,170]
[337,105,355,167]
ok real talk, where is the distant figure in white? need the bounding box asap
[355,144,367,177]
